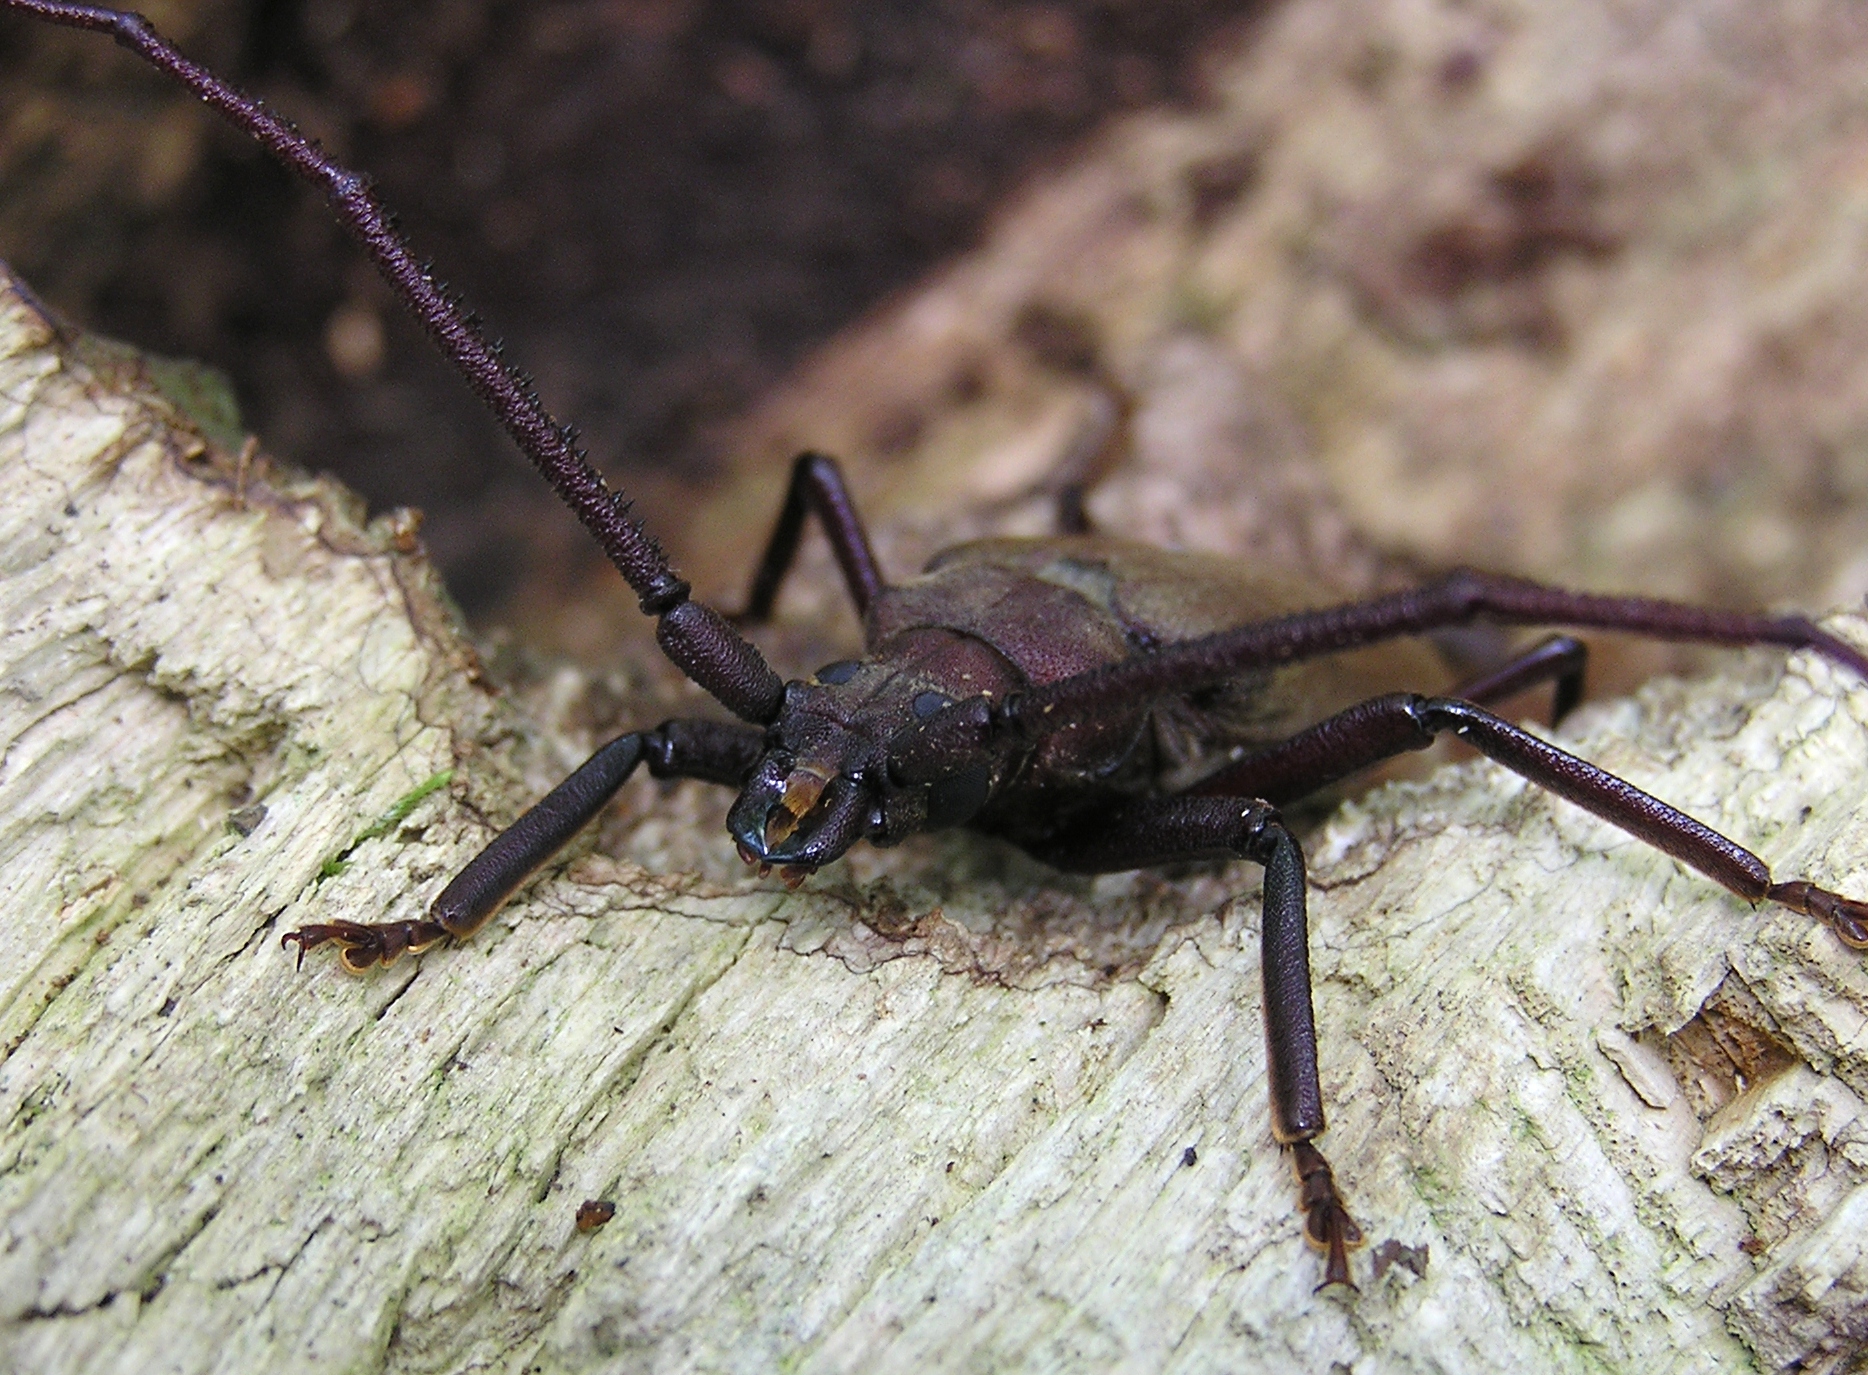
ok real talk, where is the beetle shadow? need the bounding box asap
[585,774,1255,991]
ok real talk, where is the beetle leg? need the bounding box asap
[1447,634,1587,725]
[1193,693,1868,949]
[1054,484,1092,536]
[1049,383,1130,535]
[282,719,763,970]
[282,918,451,974]
[1255,810,1362,1290]
[1006,568,1868,738]
[1032,795,1364,1290]
[737,452,886,623]
[1292,1140,1362,1290]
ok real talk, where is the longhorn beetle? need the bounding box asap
[13,1,1868,1291]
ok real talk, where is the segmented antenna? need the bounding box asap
[8,0,784,723]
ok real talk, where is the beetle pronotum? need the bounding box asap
[10,0,1868,1292]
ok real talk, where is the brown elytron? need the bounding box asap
[14,1,1868,1292]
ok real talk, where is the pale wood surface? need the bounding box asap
[3,254,1868,1375]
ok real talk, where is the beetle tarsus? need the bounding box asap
[1767,880,1868,949]
[1291,1140,1363,1291]
[281,918,448,973]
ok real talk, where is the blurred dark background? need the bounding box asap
[0,0,1259,622]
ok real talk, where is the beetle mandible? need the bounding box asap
[13,1,1868,1291]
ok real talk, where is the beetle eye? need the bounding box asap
[926,761,990,828]
[814,659,862,685]
[911,690,952,719]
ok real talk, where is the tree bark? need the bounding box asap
[3,255,1867,1375]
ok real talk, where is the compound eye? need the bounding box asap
[814,659,862,685]
[911,690,952,719]
[925,760,991,829]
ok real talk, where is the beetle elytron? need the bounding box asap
[13,0,1868,1289]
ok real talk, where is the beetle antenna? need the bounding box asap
[6,0,785,725]
[999,569,1868,742]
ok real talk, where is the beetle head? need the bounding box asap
[726,629,1022,879]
